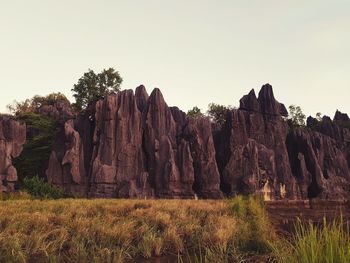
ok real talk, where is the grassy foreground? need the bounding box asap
[0,196,274,263]
[0,195,349,262]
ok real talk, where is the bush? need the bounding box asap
[22,176,65,199]
[229,195,275,253]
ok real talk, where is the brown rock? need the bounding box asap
[46,119,87,196]
[0,115,26,192]
[239,89,260,112]
[334,110,350,122]
[143,88,194,198]
[184,117,222,198]
[135,85,149,112]
[215,85,298,200]
[287,128,350,199]
[89,89,152,198]
[37,99,74,122]
[257,84,288,117]
[44,84,350,200]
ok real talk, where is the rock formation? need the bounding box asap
[46,87,223,199]
[5,83,349,200]
[36,98,74,122]
[214,84,297,200]
[286,128,350,199]
[0,115,26,192]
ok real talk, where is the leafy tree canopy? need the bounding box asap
[187,106,204,118]
[71,68,123,111]
[288,105,306,127]
[207,103,233,125]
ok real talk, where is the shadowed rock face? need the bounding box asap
[216,85,298,200]
[42,84,350,200]
[143,89,195,198]
[183,117,223,198]
[287,128,350,199]
[0,116,26,192]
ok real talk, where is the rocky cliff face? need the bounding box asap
[0,116,26,192]
[46,86,222,199]
[214,84,298,200]
[41,84,350,200]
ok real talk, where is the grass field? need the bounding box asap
[0,194,349,263]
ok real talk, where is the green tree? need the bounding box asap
[71,68,123,110]
[187,106,204,118]
[207,103,232,125]
[288,105,306,126]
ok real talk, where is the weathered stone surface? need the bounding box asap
[37,99,74,122]
[43,84,350,200]
[46,119,87,196]
[143,89,194,198]
[89,90,152,198]
[183,117,222,198]
[287,128,350,199]
[334,110,350,122]
[216,85,298,200]
[135,85,149,112]
[257,84,288,117]
[307,114,350,143]
[0,116,26,192]
[239,89,260,112]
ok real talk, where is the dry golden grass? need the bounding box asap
[0,197,274,263]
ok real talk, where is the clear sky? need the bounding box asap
[0,0,349,118]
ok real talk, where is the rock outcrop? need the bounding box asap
[39,84,350,200]
[46,88,222,199]
[215,84,297,200]
[0,116,26,192]
[37,99,74,122]
[286,128,350,199]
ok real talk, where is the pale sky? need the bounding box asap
[0,0,349,118]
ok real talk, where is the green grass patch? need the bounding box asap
[271,217,350,263]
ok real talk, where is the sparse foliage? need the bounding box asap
[288,105,306,127]
[7,93,68,115]
[207,103,233,125]
[71,68,123,111]
[187,106,204,118]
